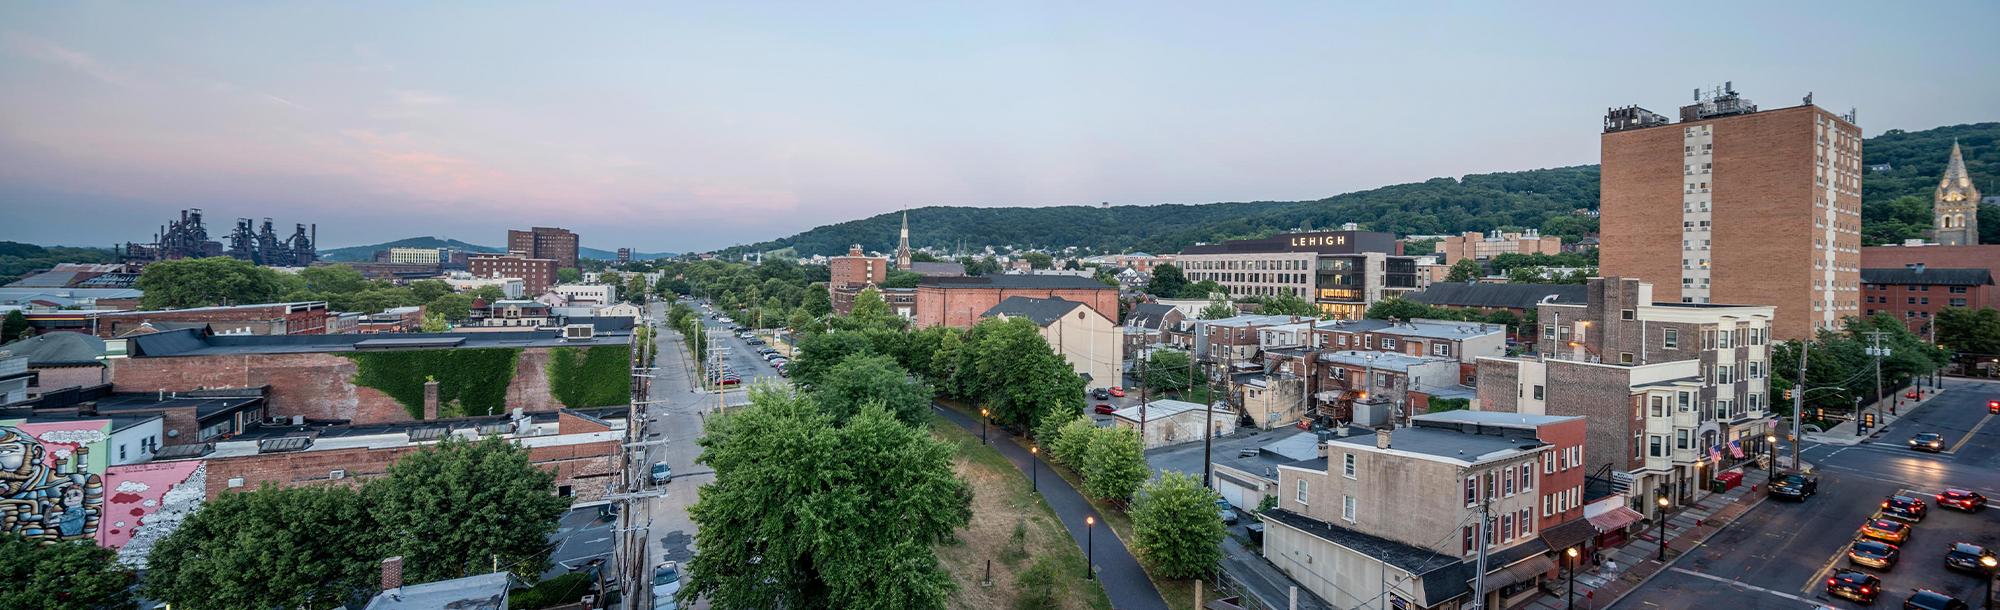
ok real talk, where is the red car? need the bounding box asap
[1108,387,1126,398]
[1937,489,1987,512]
[1094,404,1116,414]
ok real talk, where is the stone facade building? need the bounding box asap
[1932,142,1981,246]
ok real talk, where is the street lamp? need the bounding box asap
[1029,445,1040,493]
[1982,554,1997,610]
[980,407,991,445]
[1085,515,1097,580]
[1765,434,1778,481]
[1565,547,1579,610]
[1656,495,1672,561]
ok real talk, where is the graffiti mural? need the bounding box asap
[106,461,205,566]
[0,421,108,543]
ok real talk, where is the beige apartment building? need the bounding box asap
[980,296,1123,390]
[1178,231,1418,319]
[1439,230,1562,265]
[1600,86,1861,340]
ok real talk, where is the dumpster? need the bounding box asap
[1715,471,1744,492]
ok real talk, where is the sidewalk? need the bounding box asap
[1803,382,1944,446]
[1517,464,1783,610]
[1218,533,1333,610]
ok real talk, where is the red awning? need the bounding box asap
[1588,507,1645,533]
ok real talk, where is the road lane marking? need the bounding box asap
[1670,567,1813,604]
[1947,412,1994,454]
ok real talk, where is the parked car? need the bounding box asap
[1767,474,1817,501]
[1902,590,1968,610]
[1094,404,1116,415]
[1091,388,1110,400]
[1108,387,1126,398]
[1824,569,1880,604]
[1860,518,1911,544]
[1881,495,1927,522]
[1908,432,1946,452]
[1847,539,1899,570]
[652,561,683,610]
[1944,542,1996,573]
[1935,488,1986,512]
[1216,498,1238,525]
[650,462,673,485]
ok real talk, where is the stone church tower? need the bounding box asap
[894,210,913,269]
[1934,141,1980,245]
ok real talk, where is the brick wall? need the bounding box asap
[916,286,1118,329]
[1862,245,2000,332]
[200,438,619,502]
[112,349,563,426]
[28,365,104,394]
[1542,361,1640,474]
[1534,417,1589,532]
[1476,359,1520,412]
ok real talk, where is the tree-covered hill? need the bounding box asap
[0,242,117,283]
[726,121,1997,257]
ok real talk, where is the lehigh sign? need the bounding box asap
[1289,234,1348,248]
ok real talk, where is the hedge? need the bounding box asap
[342,348,521,419]
[546,345,633,408]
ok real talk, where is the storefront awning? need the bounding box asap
[1588,506,1645,533]
[1479,555,1557,593]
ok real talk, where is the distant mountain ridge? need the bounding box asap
[722,121,1998,257]
[320,236,675,262]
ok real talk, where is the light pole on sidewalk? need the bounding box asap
[980,407,991,445]
[1765,434,1777,481]
[1981,554,1997,610]
[1656,495,1672,561]
[1085,515,1096,580]
[1029,445,1040,493]
[1565,546,1579,610]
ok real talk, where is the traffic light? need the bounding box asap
[1784,389,1795,400]
[1863,412,1876,427]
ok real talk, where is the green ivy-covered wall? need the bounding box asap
[546,345,633,408]
[342,348,522,419]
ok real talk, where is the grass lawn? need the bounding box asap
[932,416,1113,610]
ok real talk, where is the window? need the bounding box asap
[1650,435,1665,457]
[1502,513,1515,541]
[1532,385,1545,400]
[1343,453,1356,479]
[1337,335,1349,347]
[1520,464,1532,491]
[1296,479,1309,504]
[119,444,127,461]
[1633,432,1644,458]
[1951,298,1968,307]
[1463,526,1475,555]
[1485,517,1497,546]
[1520,508,1533,535]
[1543,452,1555,474]
[1342,495,1357,522]
[1619,352,1634,364]
[1504,473,1515,496]
[1381,338,1398,351]
[1677,430,1690,449]
[1432,343,1452,357]
[1543,494,1554,518]
[1465,476,1478,507]
[1650,395,1666,417]
[1485,471,1498,500]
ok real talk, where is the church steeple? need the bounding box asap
[1934,140,1981,246]
[895,210,913,269]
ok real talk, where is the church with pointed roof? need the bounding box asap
[1934,141,1981,245]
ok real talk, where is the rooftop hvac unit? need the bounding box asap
[563,324,595,341]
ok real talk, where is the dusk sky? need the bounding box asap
[3,2,1996,253]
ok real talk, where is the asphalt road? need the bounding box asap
[1613,378,2000,610]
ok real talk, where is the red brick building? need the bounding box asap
[1862,244,2000,333]
[1861,265,1994,334]
[507,226,581,271]
[1408,411,1589,538]
[915,274,1119,329]
[1600,93,1862,340]
[468,254,558,295]
[92,301,330,339]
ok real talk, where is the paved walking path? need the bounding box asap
[932,404,1170,610]
[1518,465,1786,610]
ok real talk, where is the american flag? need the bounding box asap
[1708,444,1723,463]
[1727,439,1745,459]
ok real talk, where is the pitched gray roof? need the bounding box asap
[1860,268,1993,286]
[0,332,106,366]
[908,261,966,276]
[1123,303,1177,330]
[981,296,1086,326]
[1407,283,1586,310]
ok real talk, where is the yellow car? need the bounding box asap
[1858,518,1910,544]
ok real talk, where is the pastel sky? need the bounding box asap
[3,2,1996,253]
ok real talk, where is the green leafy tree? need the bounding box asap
[1402,238,1441,256]
[682,388,971,609]
[1142,349,1201,393]
[1130,471,1225,579]
[1046,414,1097,467]
[1198,299,1236,320]
[790,330,875,388]
[1148,264,1188,297]
[815,354,933,426]
[964,318,1083,428]
[426,292,474,322]
[1081,426,1148,502]
[1445,258,1483,282]
[407,279,453,303]
[468,285,508,303]
[556,268,583,284]
[1936,307,2000,356]
[801,285,833,316]
[1256,293,1318,317]
[366,436,571,582]
[881,270,924,288]
[787,308,815,333]
[1,310,27,342]
[625,274,649,304]
[298,264,371,294]
[137,257,292,309]
[1365,297,1433,321]
[840,286,905,332]
[145,486,380,610]
[0,532,133,610]
[1022,252,1054,269]
[419,312,450,332]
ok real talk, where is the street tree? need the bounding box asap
[426,292,474,322]
[557,268,583,284]
[1256,293,1318,317]
[0,532,133,610]
[1198,299,1236,320]
[1022,252,1054,269]
[145,486,380,610]
[366,436,571,582]
[800,285,833,316]
[840,286,904,332]
[965,317,1083,428]
[1936,306,2000,356]
[1445,258,1482,282]
[1179,280,1224,300]
[1082,426,1148,502]
[1148,263,1188,297]
[816,354,933,426]
[1,310,27,342]
[1365,297,1432,321]
[136,257,292,309]
[1045,414,1097,467]
[407,279,453,303]
[1130,471,1226,579]
[419,312,451,332]
[790,330,875,388]
[625,274,649,304]
[682,387,971,610]
[1142,349,1200,393]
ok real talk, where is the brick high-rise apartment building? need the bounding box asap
[507,227,580,270]
[1600,85,1862,340]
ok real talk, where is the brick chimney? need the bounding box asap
[422,380,440,420]
[380,556,404,590]
[1375,428,1392,450]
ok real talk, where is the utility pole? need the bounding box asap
[1791,340,1807,474]
[1470,500,1490,610]
[1866,331,1889,428]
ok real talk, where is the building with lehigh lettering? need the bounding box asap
[1176,231,1417,320]
[1599,85,1861,340]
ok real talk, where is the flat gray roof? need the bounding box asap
[1328,425,1537,464]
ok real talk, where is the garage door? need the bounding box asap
[1218,479,1249,510]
